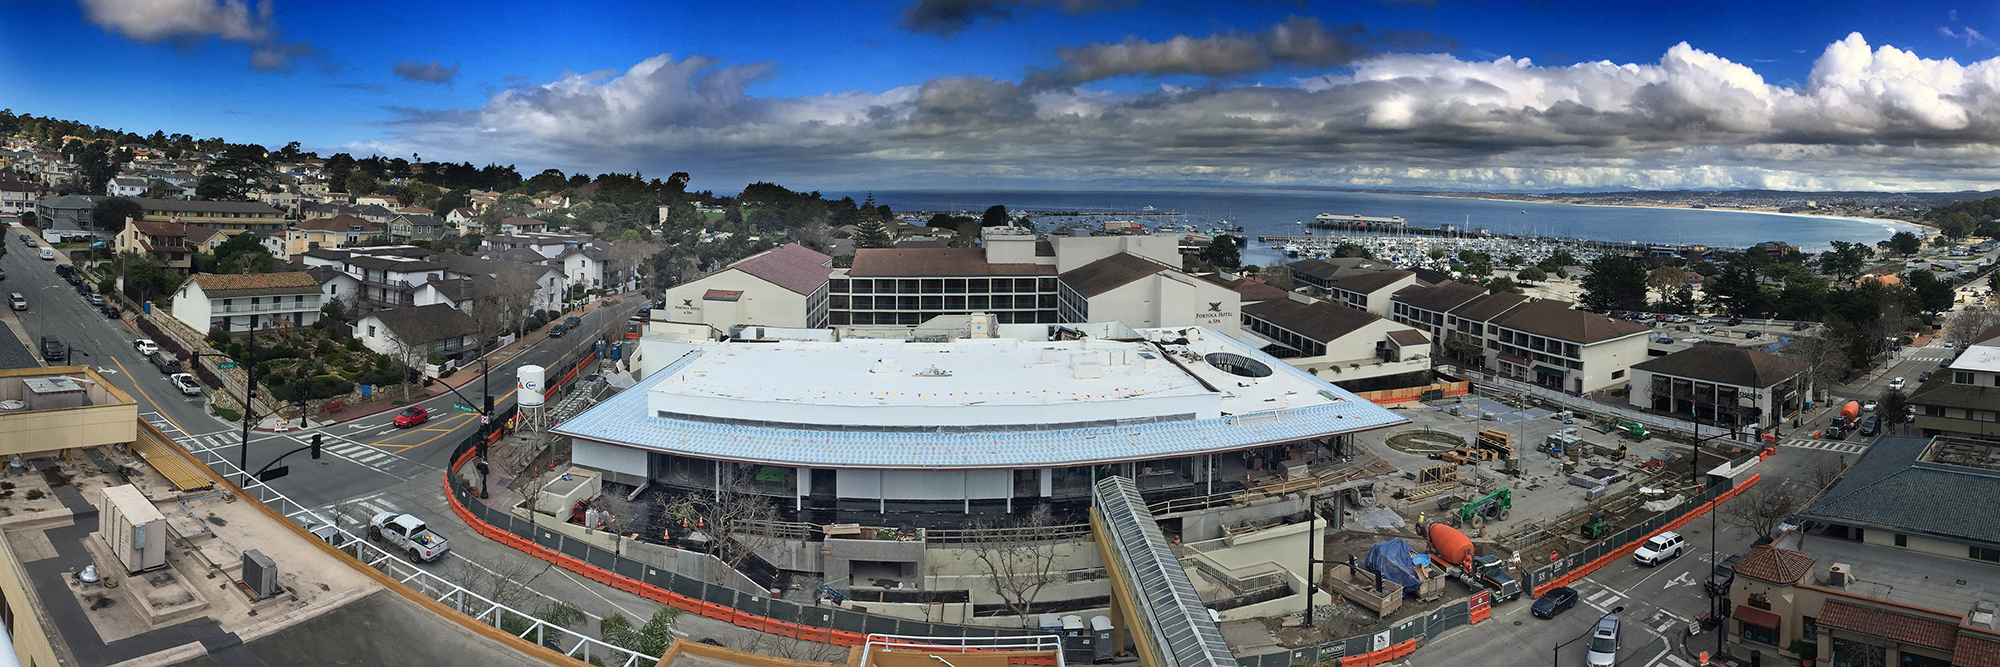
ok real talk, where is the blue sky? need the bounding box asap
[3,0,1998,193]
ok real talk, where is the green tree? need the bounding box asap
[1486,275,1522,294]
[1940,211,1977,239]
[1579,255,1649,311]
[981,204,1012,228]
[1703,265,1772,317]
[1201,235,1243,269]
[1889,231,1923,256]
[851,199,894,249]
[1822,241,1871,280]
[92,197,143,232]
[344,171,376,197]
[1773,275,1830,321]
[1517,266,1547,283]
[1906,269,1957,313]
[1333,243,1372,259]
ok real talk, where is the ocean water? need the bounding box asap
[870,188,1922,266]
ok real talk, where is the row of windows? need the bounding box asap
[1496,344,1584,370]
[145,209,278,218]
[1954,371,1999,386]
[831,277,1057,295]
[1244,317,1327,357]
[1499,329,1582,359]
[830,310,1058,326]
[831,294,1057,311]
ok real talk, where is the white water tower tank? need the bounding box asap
[518,365,546,408]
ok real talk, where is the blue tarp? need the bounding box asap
[1363,540,1422,595]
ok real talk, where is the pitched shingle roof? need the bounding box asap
[1816,599,1959,651]
[132,197,282,215]
[1387,330,1430,346]
[1631,346,1806,388]
[728,243,831,296]
[1494,299,1651,343]
[1060,253,1174,298]
[1450,292,1530,322]
[849,248,1055,277]
[1243,298,1387,344]
[293,214,378,233]
[1329,270,1414,294]
[369,304,476,346]
[1805,435,2000,545]
[189,272,321,298]
[1392,281,1488,313]
[1200,274,1290,302]
[1730,545,1815,584]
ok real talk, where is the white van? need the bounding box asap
[38,248,54,261]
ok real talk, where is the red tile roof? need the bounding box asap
[1958,632,2000,667]
[189,272,321,297]
[1732,545,1815,584]
[729,243,831,296]
[1816,599,1958,651]
[703,289,743,302]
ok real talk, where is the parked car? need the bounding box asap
[86,294,104,306]
[8,293,25,311]
[1920,370,1934,382]
[0,267,6,280]
[1888,377,1905,391]
[39,248,54,260]
[168,373,202,396]
[1655,336,1675,344]
[17,233,30,243]
[392,406,431,428]
[1531,586,1578,619]
[564,314,583,329]
[99,304,119,319]
[1699,325,1716,334]
[1727,317,1742,325]
[1633,531,1685,566]
[1585,615,1621,667]
[151,352,181,374]
[133,339,159,356]
[40,337,65,362]
[549,323,567,338]
[1695,317,1710,324]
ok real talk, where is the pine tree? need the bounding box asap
[852,193,894,249]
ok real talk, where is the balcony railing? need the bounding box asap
[212,300,319,314]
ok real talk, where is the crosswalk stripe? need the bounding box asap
[352,451,386,463]
[1660,654,1693,667]
[1587,588,1612,602]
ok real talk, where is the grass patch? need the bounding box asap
[211,405,241,421]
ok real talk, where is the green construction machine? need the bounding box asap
[1453,488,1512,527]
[1578,511,1613,540]
[1601,417,1648,440]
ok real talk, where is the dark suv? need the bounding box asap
[40,337,65,363]
[1705,554,1742,594]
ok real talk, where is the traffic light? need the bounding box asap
[406,367,421,384]
[310,434,322,460]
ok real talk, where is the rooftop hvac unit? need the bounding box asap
[1828,563,1851,587]
[242,549,277,599]
[97,485,167,573]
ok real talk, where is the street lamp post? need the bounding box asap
[189,329,260,486]
[1687,424,1742,659]
[427,355,493,498]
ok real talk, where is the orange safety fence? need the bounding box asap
[447,446,873,646]
[1532,473,1762,598]
[1354,381,1470,405]
[1340,639,1418,667]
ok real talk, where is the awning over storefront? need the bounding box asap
[1534,365,1567,376]
[1734,605,1782,630]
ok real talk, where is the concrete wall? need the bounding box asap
[0,367,139,458]
[506,504,764,594]
[0,514,63,666]
[662,269,810,331]
[1575,333,1651,394]
[1085,271,1241,334]
[1052,235,1180,274]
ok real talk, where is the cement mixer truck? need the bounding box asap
[1426,523,1522,602]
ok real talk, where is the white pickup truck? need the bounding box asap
[367,512,449,562]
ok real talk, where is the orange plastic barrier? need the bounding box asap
[1341,639,1418,667]
[1531,474,1761,598]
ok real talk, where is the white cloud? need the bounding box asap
[77,0,310,70]
[381,34,2000,192]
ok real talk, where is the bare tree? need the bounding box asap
[1780,332,1849,399]
[605,240,660,296]
[1801,457,1847,494]
[734,629,848,663]
[389,335,430,402]
[1721,479,1807,541]
[658,471,784,582]
[966,505,1065,626]
[1945,305,1998,348]
[488,269,541,337]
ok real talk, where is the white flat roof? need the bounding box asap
[1950,342,2000,373]
[560,326,1411,469]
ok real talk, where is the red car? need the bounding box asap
[392,406,430,428]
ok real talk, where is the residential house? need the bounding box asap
[445,207,480,225]
[130,198,285,235]
[497,216,547,234]
[354,303,479,364]
[281,214,381,256]
[33,194,100,230]
[661,243,832,333]
[170,272,322,333]
[386,213,448,244]
[556,245,613,292]
[301,201,360,221]
[1908,328,2000,439]
[1055,252,1241,334]
[353,194,401,211]
[353,204,395,225]
[1240,293,1433,386]
[0,175,47,219]
[1721,435,2000,666]
[343,255,448,309]
[106,176,148,197]
[1628,345,1806,434]
[113,219,224,274]
[1326,270,1420,318]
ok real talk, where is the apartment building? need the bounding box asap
[1909,328,2000,439]
[662,243,832,333]
[1628,345,1806,433]
[170,272,323,333]
[131,197,285,235]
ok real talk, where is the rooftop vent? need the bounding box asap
[1828,563,1851,587]
[1973,601,1996,629]
[870,358,901,375]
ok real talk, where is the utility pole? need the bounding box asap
[234,328,259,486]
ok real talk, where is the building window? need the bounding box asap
[1802,616,1817,641]
[1895,533,1907,547]
[1958,371,1976,384]
[1740,623,1778,646]
[367,325,376,338]
[1612,370,1624,379]
[1973,545,2000,562]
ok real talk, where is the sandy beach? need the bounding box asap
[1415,191,1935,235]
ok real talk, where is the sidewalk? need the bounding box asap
[257,296,632,431]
